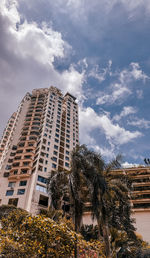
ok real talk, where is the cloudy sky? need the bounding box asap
[1,0,150,166]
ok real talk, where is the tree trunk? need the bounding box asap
[74,205,79,258]
[102,222,111,258]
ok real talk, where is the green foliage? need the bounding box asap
[39,206,63,222]
[80,224,99,241]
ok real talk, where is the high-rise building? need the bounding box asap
[0,86,79,214]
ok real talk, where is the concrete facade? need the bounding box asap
[0,86,79,214]
[113,167,150,243]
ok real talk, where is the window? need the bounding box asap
[3,172,10,177]
[56,128,59,133]
[66,144,70,149]
[44,167,47,172]
[45,160,48,165]
[38,175,47,184]
[43,139,46,144]
[21,169,28,174]
[5,165,11,170]
[38,194,48,207]
[36,185,47,193]
[55,139,59,143]
[66,139,70,143]
[19,181,27,186]
[47,147,50,151]
[24,155,31,159]
[10,152,15,156]
[8,198,18,207]
[6,190,14,196]
[48,142,50,146]
[46,153,49,158]
[38,165,43,171]
[66,150,69,155]
[53,151,58,156]
[65,156,69,161]
[56,124,60,128]
[8,182,16,188]
[52,163,56,169]
[55,133,59,138]
[23,162,30,166]
[46,123,50,128]
[12,145,17,150]
[54,145,58,150]
[13,162,20,167]
[52,157,57,162]
[17,189,25,195]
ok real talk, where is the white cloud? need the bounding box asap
[113,106,137,121]
[60,64,86,102]
[89,60,112,83]
[96,84,131,105]
[136,89,143,99]
[96,62,149,105]
[119,62,149,83]
[121,161,141,168]
[1,0,67,65]
[92,145,115,159]
[79,107,142,152]
[128,118,150,129]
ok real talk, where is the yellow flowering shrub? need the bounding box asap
[0,209,105,257]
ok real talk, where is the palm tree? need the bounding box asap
[47,146,88,258]
[47,145,137,258]
[83,152,138,258]
[47,169,69,211]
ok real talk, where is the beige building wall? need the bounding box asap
[133,210,150,243]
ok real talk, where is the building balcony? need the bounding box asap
[8,171,31,180]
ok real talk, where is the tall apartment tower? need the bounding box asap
[0,86,79,214]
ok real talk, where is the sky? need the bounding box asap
[0,0,150,167]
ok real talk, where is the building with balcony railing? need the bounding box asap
[0,86,79,214]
